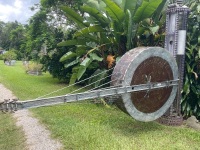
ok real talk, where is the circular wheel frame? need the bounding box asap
[111,47,178,122]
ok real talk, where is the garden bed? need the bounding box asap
[27,70,42,76]
[5,60,16,66]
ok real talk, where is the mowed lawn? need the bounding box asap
[0,61,79,100]
[0,61,200,150]
[32,103,200,150]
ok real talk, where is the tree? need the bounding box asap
[0,21,27,60]
[0,21,19,50]
[26,0,86,81]
[10,25,27,60]
[39,0,83,27]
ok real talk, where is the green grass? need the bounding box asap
[1,60,200,150]
[32,104,200,150]
[0,113,26,150]
[0,61,80,100]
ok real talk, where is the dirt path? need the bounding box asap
[0,84,63,150]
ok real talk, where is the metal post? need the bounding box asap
[158,1,190,126]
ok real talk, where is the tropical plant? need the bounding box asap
[58,0,166,84]
[181,0,200,119]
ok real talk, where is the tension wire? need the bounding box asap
[35,67,114,99]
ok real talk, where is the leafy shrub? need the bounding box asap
[2,50,17,61]
[181,0,200,119]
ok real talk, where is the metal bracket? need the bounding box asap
[0,99,19,113]
[144,75,151,98]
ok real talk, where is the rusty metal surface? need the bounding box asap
[131,57,173,113]
[111,47,178,122]
[156,115,183,126]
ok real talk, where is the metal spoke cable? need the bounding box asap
[89,84,120,92]
[67,72,116,95]
[69,71,122,97]
[35,67,114,99]
[90,84,122,91]
[67,70,123,95]
[87,78,122,92]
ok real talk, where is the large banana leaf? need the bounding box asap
[83,0,106,12]
[133,0,162,23]
[74,25,106,37]
[77,66,87,81]
[89,53,103,61]
[80,5,109,27]
[122,0,137,14]
[126,9,133,50]
[75,46,90,56]
[99,32,111,44]
[152,0,167,24]
[77,53,103,80]
[112,0,122,6]
[59,51,76,62]
[102,0,125,22]
[80,57,91,66]
[64,58,80,68]
[77,57,92,80]
[60,6,89,28]
[69,66,79,85]
[80,34,99,43]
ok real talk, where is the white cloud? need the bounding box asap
[0,0,39,24]
[14,0,22,9]
[0,3,21,22]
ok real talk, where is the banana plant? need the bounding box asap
[58,0,164,84]
[134,0,167,47]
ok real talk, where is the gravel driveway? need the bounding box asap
[0,84,63,150]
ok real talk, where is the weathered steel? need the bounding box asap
[111,47,178,122]
[0,79,178,113]
[162,2,190,125]
[156,115,183,126]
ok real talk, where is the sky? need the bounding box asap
[0,0,40,24]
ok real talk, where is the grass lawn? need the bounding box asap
[0,60,200,150]
[0,61,80,100]
[32,103,200,150]
[0,113,26,150]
